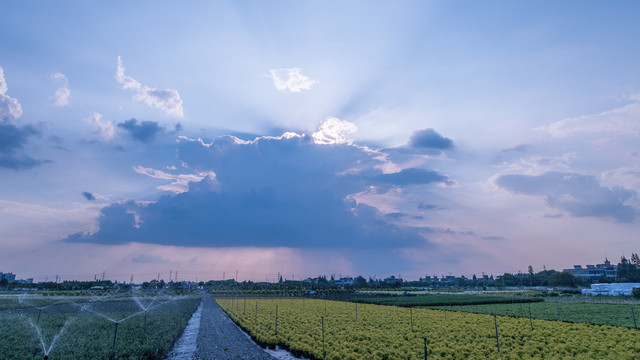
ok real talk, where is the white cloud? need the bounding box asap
[269,68,316,93]
[49,72,70,107]
[495,153,577,176]
[133,165,217,193]
[84,112,114,141]
[116,56,184,117]
[537,102,640,138]
[312,117,357,145]
[0,67,23,121]
[601,167,640,208]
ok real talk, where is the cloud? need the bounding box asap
[116,56,183,117]
[495,171,637,223]
[418,203,443,211]
[82,192,96,201]
[501,144,530,153]
[0,123,49,170]
[117,118,165,143]
[544,213,564,218]
[269,68,316,93]
[409,128,454,150]
[64,127,441,250]
[49,73,70,107]
[537,101,640,137]
[374,168,451,186]
[312,117,357,145]
[85,113,114,141]
[0,67,23,122]
[133,165,217,193]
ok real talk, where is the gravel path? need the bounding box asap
[195,296,276,360]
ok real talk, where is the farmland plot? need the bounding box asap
[0,294,200,359]
[219,298,640,360]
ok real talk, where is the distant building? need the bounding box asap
[438,275,455,284]
[335,277,354,286]
[0,272,16,283]
[563,258,617,282]
[384,276,402,284]
[582,283,640,296]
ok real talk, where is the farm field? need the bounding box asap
[432,300,640,328]
[218,298,640,360]
[0,293,200,359]
[352,294,543,307]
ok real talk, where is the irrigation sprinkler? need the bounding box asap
[275,305,278,336]
[423,337,428,360]
[410,307,414,332]
[556,298,560,321]
[444,309,446,320]
[324,300,326,314]
[244,298,246,315]
[355,302,358,321]
[255,302,258,334]
[322,316,326,360]
[144,310,148,336]
[37,308,42,325]
[111,322,119,359]
[528,305,533,331]
[494,314,500,353]
[631,307,637,330]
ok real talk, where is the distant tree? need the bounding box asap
[617,256,640,282]
[354,276,367,287]
[631,253,640,268]
[548,272,578,287]
[633,287,640,299]
[597,275,614,283]
[498,273,519,287]
[0,279,8,288]
[528,266,534,286]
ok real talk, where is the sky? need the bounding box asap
[1,1,640,283]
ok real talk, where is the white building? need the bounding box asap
[582,283,640,296]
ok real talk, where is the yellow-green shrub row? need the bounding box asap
[218,298,640,360]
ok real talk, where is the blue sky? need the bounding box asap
[1,1,640,282]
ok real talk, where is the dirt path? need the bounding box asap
[195,296,275,360]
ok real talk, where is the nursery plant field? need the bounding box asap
[432,300,640,328]
[0,293,200,359]
[218,298,640,360]
[352,294,543,307]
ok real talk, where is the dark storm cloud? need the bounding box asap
[64,133,441,249]
[117,118,180,143]
[374,168,451,186]
[0,123,38,155]
[0,123,49,170]
[409,128,454,150]
[495,171,637,223]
